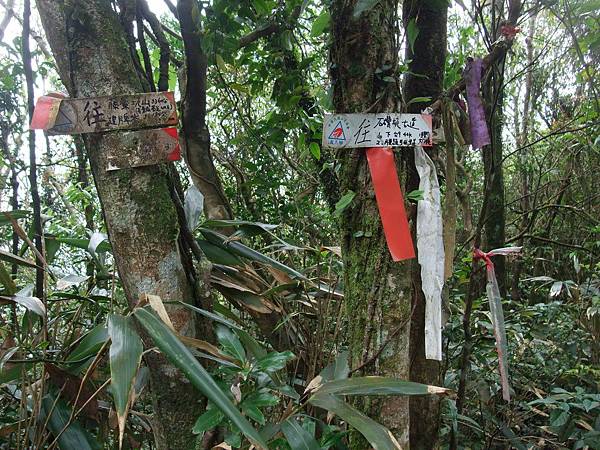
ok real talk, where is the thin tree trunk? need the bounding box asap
[512,7,538,300]
[403,0,448,447]
[177,0,233,221]
[482,2,508,295]
[22,0,44,302]
[36,1,207,447]
[329,1,412,447]
[74,136,96,285]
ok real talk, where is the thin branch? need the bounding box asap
[521,234,597,254]
[139,0,171,91]
[238,5,302,49]
[0,0,14,41]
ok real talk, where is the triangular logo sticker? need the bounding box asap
[328,121,346,141]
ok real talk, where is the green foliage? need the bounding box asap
[1,0,600,448]
[333,190,356,217]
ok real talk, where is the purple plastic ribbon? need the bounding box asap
[464,58,490,149]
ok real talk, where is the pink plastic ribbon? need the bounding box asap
[473,247,521,401]
[464,58,490,149]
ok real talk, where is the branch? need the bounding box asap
[520,234,597,254]
[0,0,51,58]
[0,0,14,42]
[238,5,301,49]
[162,0,178,18]
[238,22,280,48]
[139,0,171,91]
[430,0,522,111]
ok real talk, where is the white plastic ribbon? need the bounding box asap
[415,146,445,361]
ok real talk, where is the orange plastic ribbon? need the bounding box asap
[366,147,415,261]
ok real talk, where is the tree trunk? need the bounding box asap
[329,1,412,447]
[403,0,448,448]
[512,7,538,300]
[177,0,233,222]
[36,1,206,448]
[482,6,507,295]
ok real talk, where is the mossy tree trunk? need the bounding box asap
[329,1,413,447]
[403,0,448,448]
[36,1,207,448]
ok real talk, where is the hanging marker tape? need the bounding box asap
[366,147,415,261]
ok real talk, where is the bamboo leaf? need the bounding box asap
[319,350,349,383]
[199,228,306,280]
[309,393,401,450]
[0,210,30,225]
[314,376,453,397]
[0,294,45,317]
[0,262,17,294]
[56,274,89,291]
[133,308,268,449]
[281,417,321,450]
[51,237,112,253]
[88,232,108,257]
[66,324,108,363]
[40,391,101,450]
[178,301,245,331]
[0,363,32,385]
[0,249,37,268]
[142,293,175,331]
[197,239,243,266]
[108,314,143,448]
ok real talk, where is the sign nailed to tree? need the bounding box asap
[31,92,177,135]
[106,128,180,171]
[31,91,181,170]
[322,113,433,149]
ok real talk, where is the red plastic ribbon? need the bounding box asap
[473,247,494,269]
[163,127,181,161]
[366,147,415,261]
[30,93,65,130]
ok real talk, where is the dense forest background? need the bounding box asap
[0,0,599,448]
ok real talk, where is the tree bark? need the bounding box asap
[36,1,206,448]
[177,0,233,221]
[22,0,45,303]
[511,6,538,300]
[482,2,508,295]
[329,1,412,447]
[403,0,448,448]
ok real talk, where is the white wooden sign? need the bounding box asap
[322,113,433,149]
